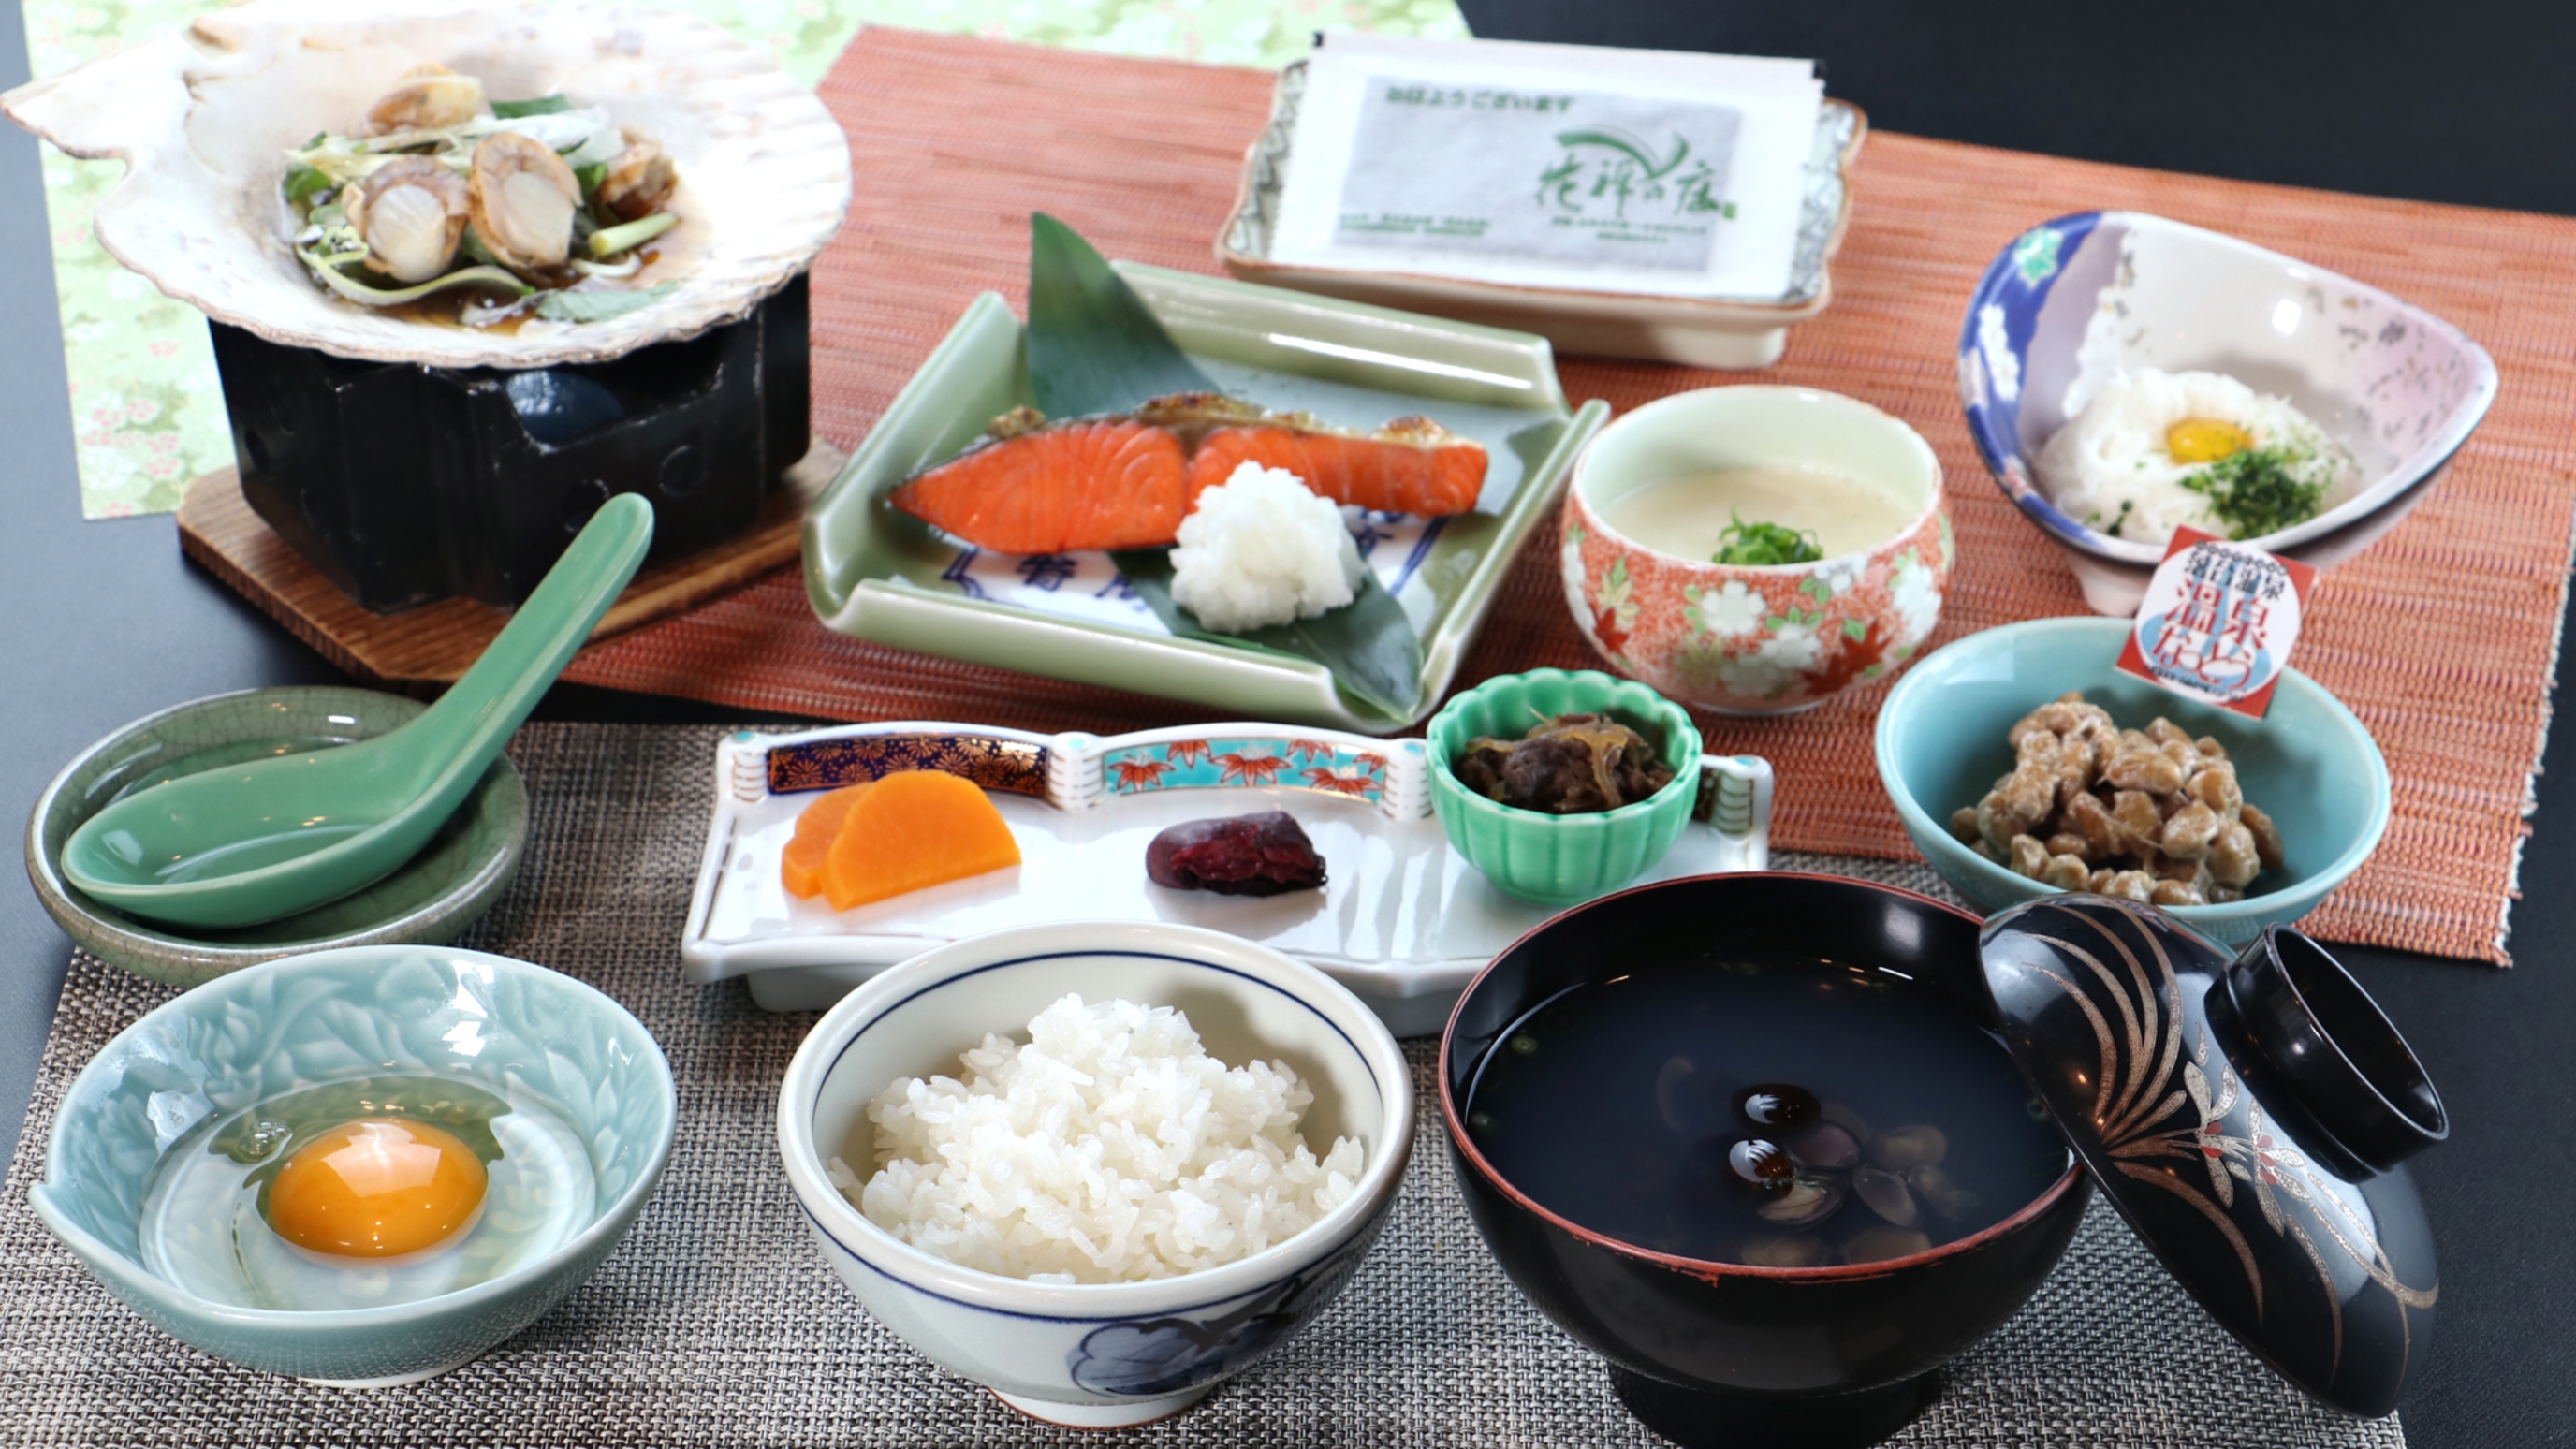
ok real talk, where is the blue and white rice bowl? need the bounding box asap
[775,921,1415,1428]
[1958,210,2496,614]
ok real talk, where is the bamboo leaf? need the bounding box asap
[1026,212,1216,417]
[1111,549,1426,722]
[1030,214,1427,721]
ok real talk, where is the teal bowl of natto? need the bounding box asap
[32,944,676,1385]
[1875,616,2391,945]
[1427,669,1702,908]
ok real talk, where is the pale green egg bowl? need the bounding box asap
[33,944,676,1385]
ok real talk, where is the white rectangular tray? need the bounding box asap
[1219,63,1867,371]
[680,719,1774,1035]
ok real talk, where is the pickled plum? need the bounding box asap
[1145,812,1327,896]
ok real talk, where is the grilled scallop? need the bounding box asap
[365,63,486,137]
[467,131,580,274]
[594,128,677,222]
[342,156,470,283]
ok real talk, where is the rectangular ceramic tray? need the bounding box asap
[800,264,1609,735]
[1219,63,1867,370]
[681,720,1775,1036]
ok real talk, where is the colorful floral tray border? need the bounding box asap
[737,720,1435,820]
[733,718,1774,836]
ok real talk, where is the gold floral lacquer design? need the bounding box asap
[2012,903,2437,1380]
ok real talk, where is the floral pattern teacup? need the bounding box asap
[1560,387,1953,715]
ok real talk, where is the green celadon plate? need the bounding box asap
[802,263,1610,733]
[24,687,527,988]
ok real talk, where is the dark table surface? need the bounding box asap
[1,2,2568,1443]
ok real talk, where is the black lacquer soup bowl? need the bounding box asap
[1441,873,2092,1448]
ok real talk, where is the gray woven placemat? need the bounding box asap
[0,724,2403,1448]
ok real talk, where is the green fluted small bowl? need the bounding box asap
[1427,670,1701,908]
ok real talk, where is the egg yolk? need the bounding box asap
[2166,417,2254,464]
[263,1118,488,1258]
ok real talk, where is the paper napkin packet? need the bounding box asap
[1269,35,1823,300]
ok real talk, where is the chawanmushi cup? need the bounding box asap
[1559,386,1952,715]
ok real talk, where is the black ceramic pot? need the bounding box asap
[1441,873,2092,1449]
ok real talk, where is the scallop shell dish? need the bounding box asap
[0,0,852,367]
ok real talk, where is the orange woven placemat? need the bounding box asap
[564,27,2576,964]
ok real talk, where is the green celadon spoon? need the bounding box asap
[63,494,655,929]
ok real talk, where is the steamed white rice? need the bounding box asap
[830,993,1364,1284]
[1168,461,1366,633]
[2034,368,2357,545]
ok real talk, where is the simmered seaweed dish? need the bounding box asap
[1464,956,2068,1267]
[1452,711,1676,815]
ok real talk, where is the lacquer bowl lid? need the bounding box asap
[1980,896,2444,1416]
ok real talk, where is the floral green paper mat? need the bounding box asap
[17,0,1467,519]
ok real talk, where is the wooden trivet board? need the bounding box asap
[175,444,844,689]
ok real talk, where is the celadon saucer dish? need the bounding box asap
[26,687,526,988]
[681,716,1771,1034]
[777,921,1415,1428]
[1959,211,2497,614]
[61,494,646,930]
[34,944,677,1384]
[802,263,1609,734]
[1876,616,2390,945]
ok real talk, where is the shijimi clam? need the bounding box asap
[0,0,851,367]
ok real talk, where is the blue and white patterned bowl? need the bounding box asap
[1958,211,2497,613]
[776,922,1415,1428]
[33,945,677,1384]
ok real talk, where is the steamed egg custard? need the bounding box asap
[138,1076,597,1311]
[1603,465,1916,563]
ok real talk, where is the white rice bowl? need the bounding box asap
[830,993,1365,1284]
[1168,462,1366,633]
[2035,368,2357,546]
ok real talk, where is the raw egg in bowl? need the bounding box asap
[34,944,675,1384]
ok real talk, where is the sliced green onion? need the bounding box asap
[490,95,571,119]
[296,248,534,307]
[588,211,677,258]
[534,283,676,323]
[458,225,501,268]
